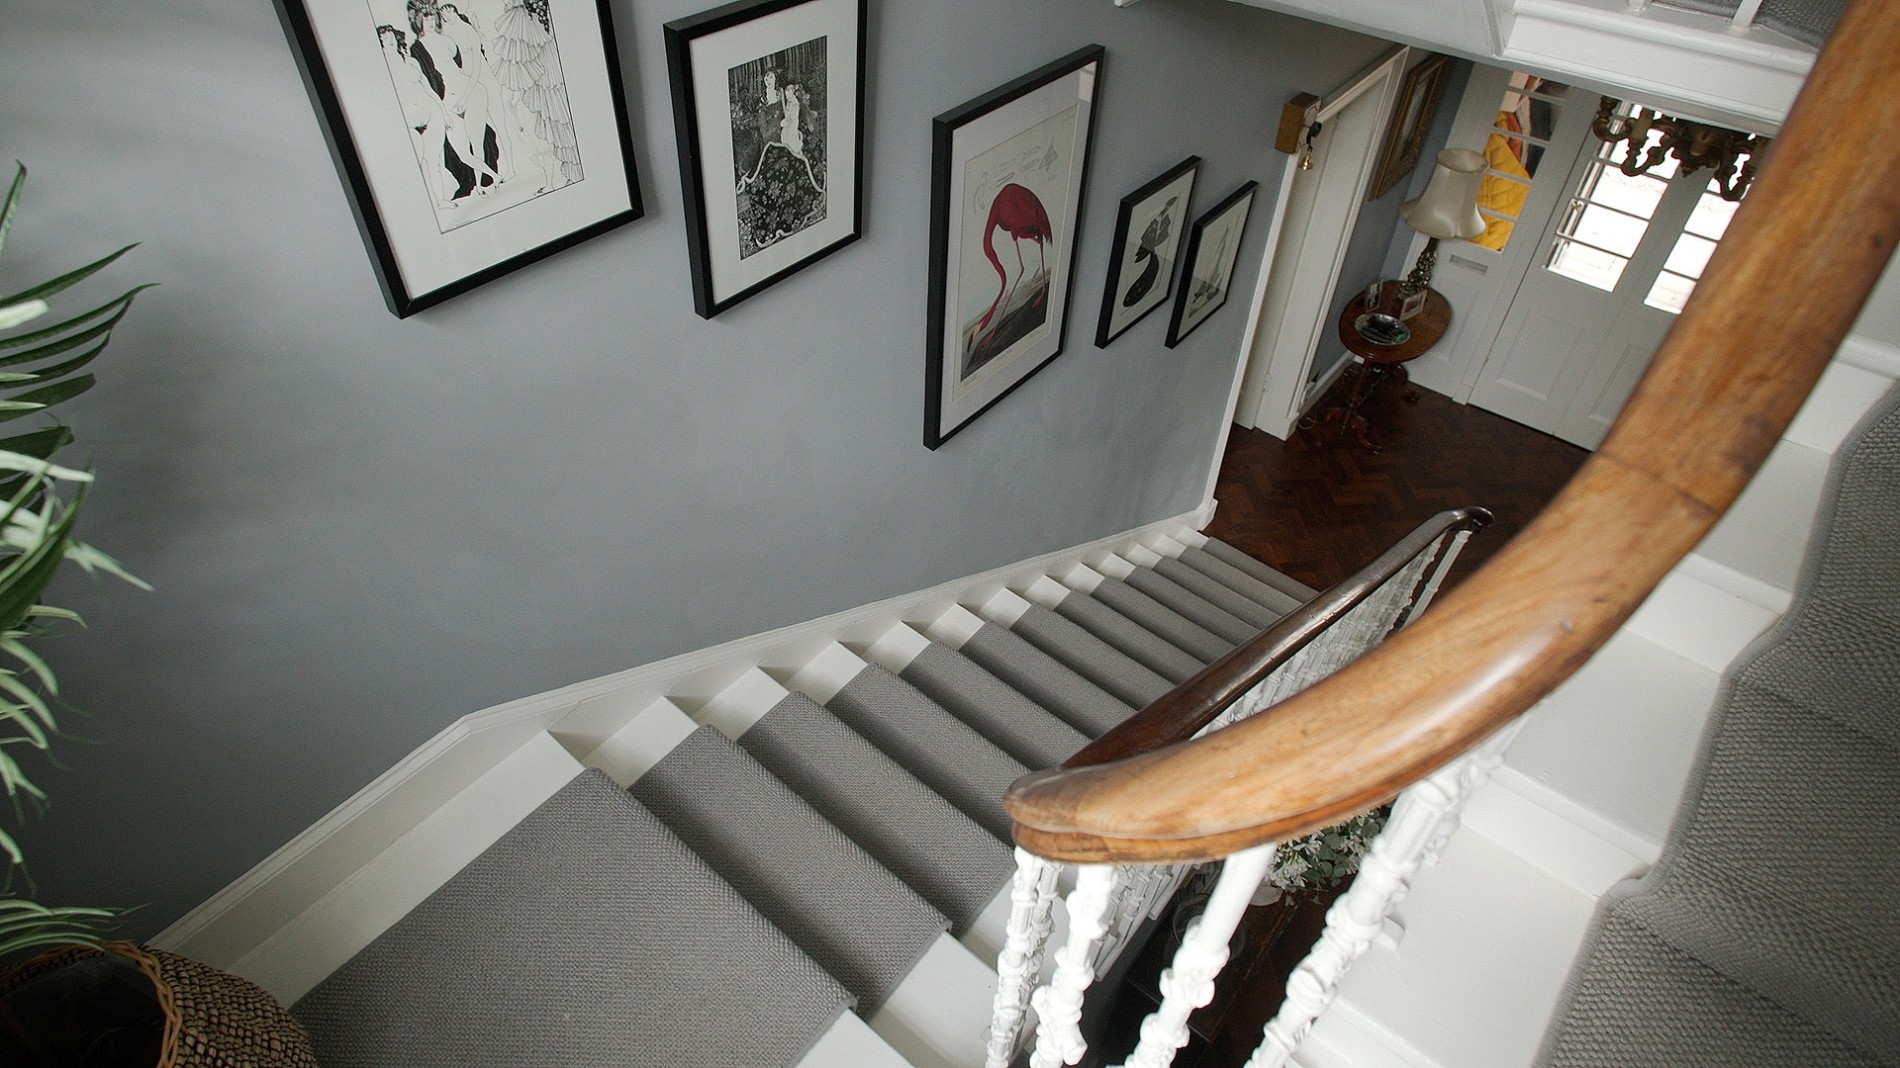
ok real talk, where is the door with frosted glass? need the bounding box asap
[1469,120,1744,449]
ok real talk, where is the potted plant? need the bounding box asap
[0,165,318,1067]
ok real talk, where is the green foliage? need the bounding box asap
[1264,804,1392,894]
[0,164,148,960]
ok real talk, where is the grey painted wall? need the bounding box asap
[0,0,1389,937]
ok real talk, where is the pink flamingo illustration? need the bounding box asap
[976,183,1054,333]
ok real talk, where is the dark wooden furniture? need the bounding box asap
[1306,285,1450,453]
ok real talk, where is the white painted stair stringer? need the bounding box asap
[152,504,1212,972]
[1299,352,1897,1068]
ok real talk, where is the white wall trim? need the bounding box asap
[1840,334,1900,381]
[152,505,1214,968]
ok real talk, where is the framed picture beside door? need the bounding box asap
[1367,53,1452,201]
[1167,181,1257,347]
[1097,156,1199,347]
[924,45,1103,449]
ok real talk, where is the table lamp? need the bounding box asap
[1399,148,1486,295]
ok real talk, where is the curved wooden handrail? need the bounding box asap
[1006,0,1900,864]
[1065,507,1493,770]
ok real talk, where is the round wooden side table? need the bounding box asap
[1306,284,1450,452]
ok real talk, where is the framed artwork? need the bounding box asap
[1166,181,1257,348]
[925,45,1104,450]
[1368,53,1452,201]
[665,0,866,319]
[274,0,644,317]
[1096,156,1199,347]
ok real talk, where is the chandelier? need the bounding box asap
[1589,97,1770,201]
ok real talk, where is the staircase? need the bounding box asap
[250,530,1321,1068]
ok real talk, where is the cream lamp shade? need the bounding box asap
[1400,148,1487,241]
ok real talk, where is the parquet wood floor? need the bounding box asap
[1206,378,1588,593]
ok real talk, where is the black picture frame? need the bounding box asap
[1368,53,1452,201]
[1097,155,1200,347]
[1167,180,1258,348]
[273,0,645,318]
[925,45,1104,450]
[665,0,867,319]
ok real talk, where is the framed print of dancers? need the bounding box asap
[1096,155,1199,347]
[1167,180,1258,348]
[925,46,1103,450]
[665,0,866,319]
[274,0,644,317]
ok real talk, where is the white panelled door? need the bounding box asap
[1468,121,1744,449]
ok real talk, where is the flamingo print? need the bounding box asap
[976,183,1054,333]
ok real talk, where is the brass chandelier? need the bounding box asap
[1589,96,1770,201]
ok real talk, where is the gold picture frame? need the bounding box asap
[1368,53,1452,202]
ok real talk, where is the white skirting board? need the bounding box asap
[152,503,1216,972]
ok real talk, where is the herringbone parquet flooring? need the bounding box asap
[1207,382,1588,592]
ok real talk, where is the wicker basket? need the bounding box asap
[0,941,319,1067]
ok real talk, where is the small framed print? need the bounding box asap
[274,0,645,317]
[1368,53,1452,201]
[926,46,1104,450]
[1097,156,1199,347]
[1167,180,1257,348]
[665,0,866,319]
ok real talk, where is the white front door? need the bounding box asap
[1468,122,1744,449]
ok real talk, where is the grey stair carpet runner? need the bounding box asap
[293,770,852,1068]
[1176,546,1307,618]
[1153,556,1284,630]
[292,536,1310,1067]
[900,642,1092,769]
[826,664,1029,842]
[1655,0,1844,45]
[1536,387,1900,1067]
[737,691,1013,933]
[630,727,946,1011]
[1088,576,1235,664]
[1008,604,1176,708]
[1052,591,1206,684]
[958,621,1138,737]
[1200,537,1319,603]
[1122,567,1259,645]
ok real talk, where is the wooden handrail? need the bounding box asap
[1005,0,1900,864]
[1065,508,1492,770]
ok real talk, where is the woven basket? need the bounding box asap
[0,941,319,1067]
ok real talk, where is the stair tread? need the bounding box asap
[1154,556,1284,629]
[293,769,852,1068]
[1009,604,1174,708]
[630,727,947,1012]
[1123,567,1259,645]
[826,664,1029,841]
[739,691,1013,933]
[1053,591,1204,683]
[1539,910,1887,1067]
[959,621,1138,738]
[900,641,1091,769]
[1089,576,1235,663]
[1178,545,1307,617]
[1200,537,1319,602]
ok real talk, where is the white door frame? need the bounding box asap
[1203,47,1408,506]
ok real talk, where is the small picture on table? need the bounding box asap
[1399,289,1427,321]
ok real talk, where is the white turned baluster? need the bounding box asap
[987,849,1063,1068]
[1028,864,1119,1068]
[1243,723,1523,1068]
[1114,844,1276,1068]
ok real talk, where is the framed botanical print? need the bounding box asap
[665,0,866,319]
[274,0,645,317]
[1368,53,1452,201]
[1167,180,1257,348]
[1097,156,1199,347]
[925,45,1104,450]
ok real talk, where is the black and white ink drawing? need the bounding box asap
[372,0,582,233]
[728,36,828,259]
